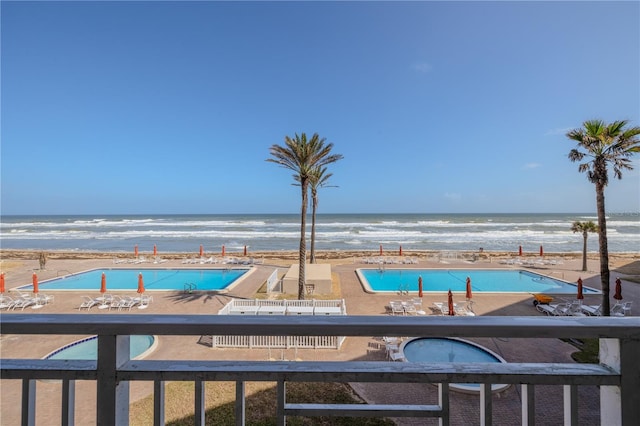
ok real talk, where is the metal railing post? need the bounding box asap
[21,379,35,426]
[276,380,286,426]
[195,379,205,425]
[153,380,165,426]
[235,380,245,425]
[480,383,492,426]
[563,384,578,426]
[522,384,535,425]
[619,337,640,425]
[61,379,75,426]
[600,338,622,426]
[96,334,130,425]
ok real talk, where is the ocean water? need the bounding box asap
[0,213,638,253]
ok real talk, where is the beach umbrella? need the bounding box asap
[518,246,523,256]
[466,277,473,300]
[153,244,157,256]
[222,245,226,257]
[576,278,584,300]
[32,273,39,295]
[614,277,623,300]
[243,245,247,256]
[418,276,423,298]
[539,245,544,256]
[0,273,5,293]
[137,273,145,294]
[134,245,138,258]
[447,289,455,316]
[100,272,107,294]
[379,244,383,256]
[199,245,204,257]
[399,245,403,256]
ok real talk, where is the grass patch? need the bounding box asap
[566,338,599,364]
[130,381,394,425]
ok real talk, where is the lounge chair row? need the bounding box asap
[0,293,54,310]
[78,294,153,311]
[114,256,168,264]
[432,301,476,316]
[499,257,564,267]
[181,256,264,265]
[535,300,632,317]
[388,298,426,316]
[362,256,419,265]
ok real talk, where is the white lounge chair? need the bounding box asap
[581,304,602,316]
[455,303,476,316]
[388,350,405,362]
[0,296,15,310]
[137,294,153,309]
[36,293,54,305]
[612,301,632,317]
[403,303,417,316]
[109,295,124,310]
[10,297,36,311]
[432,302,448,315]
[389,301,405,316]
[536,302,571,316]
[118,296,137,311]
[79,296,97,311]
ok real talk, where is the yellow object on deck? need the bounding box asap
[533,294,554,305]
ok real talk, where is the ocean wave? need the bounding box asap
[1,214,637,253]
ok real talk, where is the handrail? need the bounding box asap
[2,314,639,425]
[2,314,638,338]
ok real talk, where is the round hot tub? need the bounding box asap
[400,337,510,393]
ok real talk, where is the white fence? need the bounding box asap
[266,269,281,293]
[217,298,346,316]
[211,334,346,350]
[213,298,347,349]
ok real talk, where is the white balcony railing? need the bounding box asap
[1,314,639,425]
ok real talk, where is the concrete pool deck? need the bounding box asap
[1,253,638,425]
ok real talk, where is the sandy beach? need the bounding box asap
[1,249,638,425]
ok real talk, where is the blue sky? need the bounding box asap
[2,1,639,215]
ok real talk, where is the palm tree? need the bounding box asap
[308,166,337,264]
[267,133,343,299]
[566,119,640,315]
[571,221,598,272]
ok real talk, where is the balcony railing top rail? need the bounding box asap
[2,313,639,338]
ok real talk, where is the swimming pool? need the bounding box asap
[20,268,253,292]
[400,337,509,393]
[357,268,600,294]
[44,335,156,360]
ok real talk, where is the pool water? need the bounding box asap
[400,337,509,393]
[22,268,250,291]
[46,335,155,360]
[357,269,599,294]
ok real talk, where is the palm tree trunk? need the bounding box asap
[582,231,588,272]
[310,194,318,264]
[298,181,308,300]
[596,184,610,316]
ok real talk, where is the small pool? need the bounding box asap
[44,335,157,360]
[19,268,252,292]
[357,268,600,294]
[400,337,509,393]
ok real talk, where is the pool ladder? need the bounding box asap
[184,283,197,294]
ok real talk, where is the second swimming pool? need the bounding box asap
[357,268,600,294]
[20,268,252,292]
